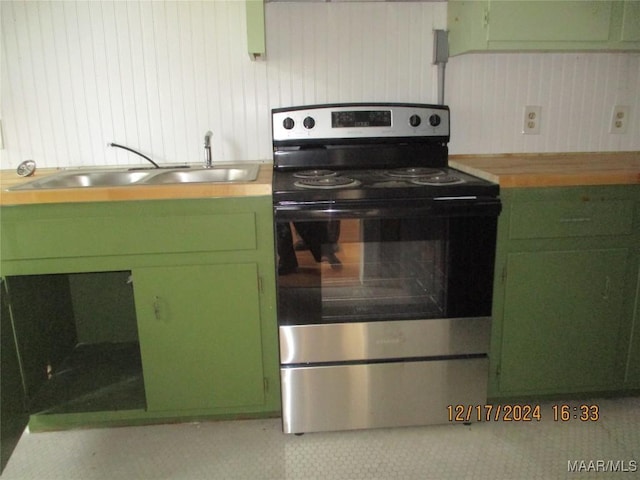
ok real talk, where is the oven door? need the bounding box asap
[274,196,501,327]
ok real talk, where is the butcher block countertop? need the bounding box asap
[449,151,640,188]
[0,163,273,206]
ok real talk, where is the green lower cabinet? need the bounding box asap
[490,185,640,400]
[133,263,266,412]
[625,265,640,389]
[1,280,28,474]
[499,249,628,394]
[0,195,280,444]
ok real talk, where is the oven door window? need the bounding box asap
[275,214,497,325]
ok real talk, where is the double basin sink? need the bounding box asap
[9,164,261,190]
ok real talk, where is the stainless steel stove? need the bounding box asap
[272,103,501,434]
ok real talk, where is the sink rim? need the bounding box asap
[8,164,262,190]
[143,165,260,185]
[8,169,155,190]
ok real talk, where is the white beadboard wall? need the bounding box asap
[447,51,640,155]
[1,1,638,170]
[1,0,272,169]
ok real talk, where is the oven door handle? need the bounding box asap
[274,197,501,220]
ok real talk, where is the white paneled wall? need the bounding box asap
[1,1,638,170]
[447,52,640,154]
[0,0,446,169]
[1,0,270,169]
[265,2,445,107]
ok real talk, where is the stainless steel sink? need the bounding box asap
[8,164,260,190]
[9,170,154,190]
[144,165,260,185]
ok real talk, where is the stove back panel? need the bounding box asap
[272,103,450,171]
[273,103,450,145]
[273,142,448,171]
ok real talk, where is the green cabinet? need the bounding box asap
[626,264,640,389]
[1,280,28,474]
[500,249,627,394]
[621,1,640,41]
[246,0,265,59]
[448,1,640,56]
[134,263,265,412]
[0,196,280,436]
[490,185,640,399]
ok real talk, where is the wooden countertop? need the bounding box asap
[0,163,273,206]
[449,151,640,188]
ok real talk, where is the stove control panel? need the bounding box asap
[273,103,449,143]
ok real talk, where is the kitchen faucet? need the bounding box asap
[109,142,160,168]
[204,131,213,168]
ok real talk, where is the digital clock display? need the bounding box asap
[331,110,392,128]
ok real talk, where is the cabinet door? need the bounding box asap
[621,0,640,42]
[133,264,265,412]
[625,265,640,388]
[246,0,265,59]
[1,280,28,474]
[499,249,628,395]
[448,0,640,55]
[488,1,612,43]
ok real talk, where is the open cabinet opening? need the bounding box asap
[5,271,146,415]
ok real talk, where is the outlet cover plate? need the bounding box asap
[610,105,629,134]
[523,106,541,135]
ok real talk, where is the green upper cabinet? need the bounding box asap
[448,0,640,56]
[620,0,640,41]
[246,0,266,59]
[488,1,612,43]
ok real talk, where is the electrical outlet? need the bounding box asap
[522,106,541,135]
[610,105,629,134]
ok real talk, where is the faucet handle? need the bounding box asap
[204,131,213,167]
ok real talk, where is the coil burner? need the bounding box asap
[293,170,338,179]
[294,176,360,189]
[385,167,445,178]
[410,175,465,186]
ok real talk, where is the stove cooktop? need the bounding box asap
[272,166,499,203]
[271,103,498,203]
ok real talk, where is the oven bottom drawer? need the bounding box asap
[280,357,488,434]
[279,317,491,365]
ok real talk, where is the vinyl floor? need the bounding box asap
[2,396,639,480]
